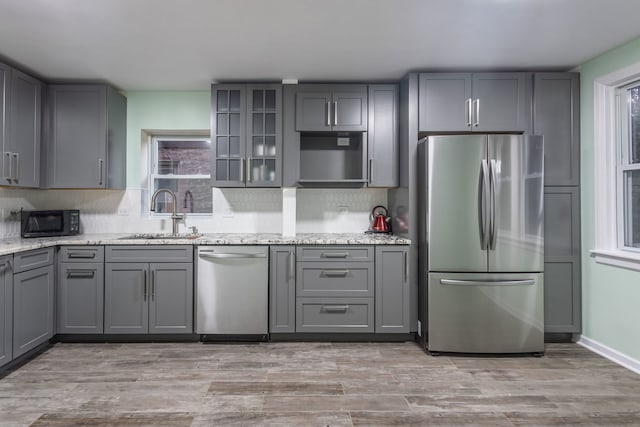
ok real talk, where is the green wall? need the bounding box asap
[580,36,640,361]
[125,91,210,187]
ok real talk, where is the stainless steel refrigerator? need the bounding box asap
[418,134,544,354]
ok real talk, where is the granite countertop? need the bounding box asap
[0,233,411,256]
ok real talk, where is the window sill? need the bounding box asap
[590,249,640,272]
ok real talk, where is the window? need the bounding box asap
[150,137,212,215]
[592,61,640,270]
[619,82,640,250]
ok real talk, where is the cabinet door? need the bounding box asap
[269,246,296,333]
[211,85,246,187]
[0,256,12,367]
[148,263,193,334]
[57,262,104,334]
[544,187,581,333]
[418,73,472,132]
[9,69,41,188]
[368,85,398,187]
[247,84,282,187]
[332,91,367,132]
[48,85,107,188]
[13,265,54,358]
[534,73,580,186]
[0,63,9,185]
[375,246,410,333]
[472,73,532,133]
[104,263,148,334]
[295,91,332,131]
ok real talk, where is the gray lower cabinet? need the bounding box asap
[294,246,374,333]
[269,246,296,333]
[44,84,126,189]
[418,72,531,133]
[104,246,193,334]
[368,84,399,187]
[57,262,104,334]
[0,256,12,367]
[13,249,54,358]
[57,246,105,334]
[544,187,581,333]
[375,246,410,333]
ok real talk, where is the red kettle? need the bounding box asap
[370,205,391,233]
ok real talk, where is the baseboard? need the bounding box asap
[578,335,640,375]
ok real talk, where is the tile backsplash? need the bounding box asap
[0,187,386,239]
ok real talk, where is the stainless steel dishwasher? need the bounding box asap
[196,246,268,341]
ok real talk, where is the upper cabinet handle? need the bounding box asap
[333,101,338,125]
[326,102,331,126]
[466,98,473,127]
[473,99,480,127]
[12,153,19,182]
[4,152,11,182]
[98,158,104,185]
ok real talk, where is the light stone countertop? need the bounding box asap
[0,233,411,256]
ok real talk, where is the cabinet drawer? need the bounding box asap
[297,262,374,297]
[296,246,373,262]
[13,248,54,273]
[58,246,104,262]
[105,246,193,263]
[296,297,374,333]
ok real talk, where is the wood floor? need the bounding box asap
[1,341,639,426]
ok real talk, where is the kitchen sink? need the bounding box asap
[118,233,202,240]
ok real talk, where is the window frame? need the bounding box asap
[592,61,640,271]
[617,82,640,251]
[149,135,212,217]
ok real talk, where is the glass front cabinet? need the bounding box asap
[210,84,282,187]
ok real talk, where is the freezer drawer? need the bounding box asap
[427,272,543,354]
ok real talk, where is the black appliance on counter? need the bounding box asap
[21,209,80,238]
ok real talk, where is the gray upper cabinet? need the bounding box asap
[13,249,54,358]
[375,246,410,333]
[44,84,126,189]
[534,73,580,186]
[418,72,532,133]
[1,63,42,188]
[295,85,367,132]
[211,84,282,188]
[368,85,399,187]
[269,246,296,333]
[0,256,12,368]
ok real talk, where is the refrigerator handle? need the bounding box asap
[478,160,490,250]
[489,159,498,250]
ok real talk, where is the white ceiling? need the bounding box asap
[1,0,640,91]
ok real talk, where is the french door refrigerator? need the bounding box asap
[418,134,544,354]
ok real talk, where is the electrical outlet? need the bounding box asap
[337,206,348,214]
[118,208,129,216]
[222,209,234,218]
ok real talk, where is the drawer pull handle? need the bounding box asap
[322,270,349,277]
[321,252,348,258]
[67,270,95,278]
[322,305,350,312]
[68,252,96,259]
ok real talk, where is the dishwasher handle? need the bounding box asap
[199,252,266,260]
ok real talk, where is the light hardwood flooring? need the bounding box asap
[1,341,639,426]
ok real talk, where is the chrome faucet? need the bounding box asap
[150,189,183,234]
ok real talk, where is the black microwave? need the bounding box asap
[21,210,80,238]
